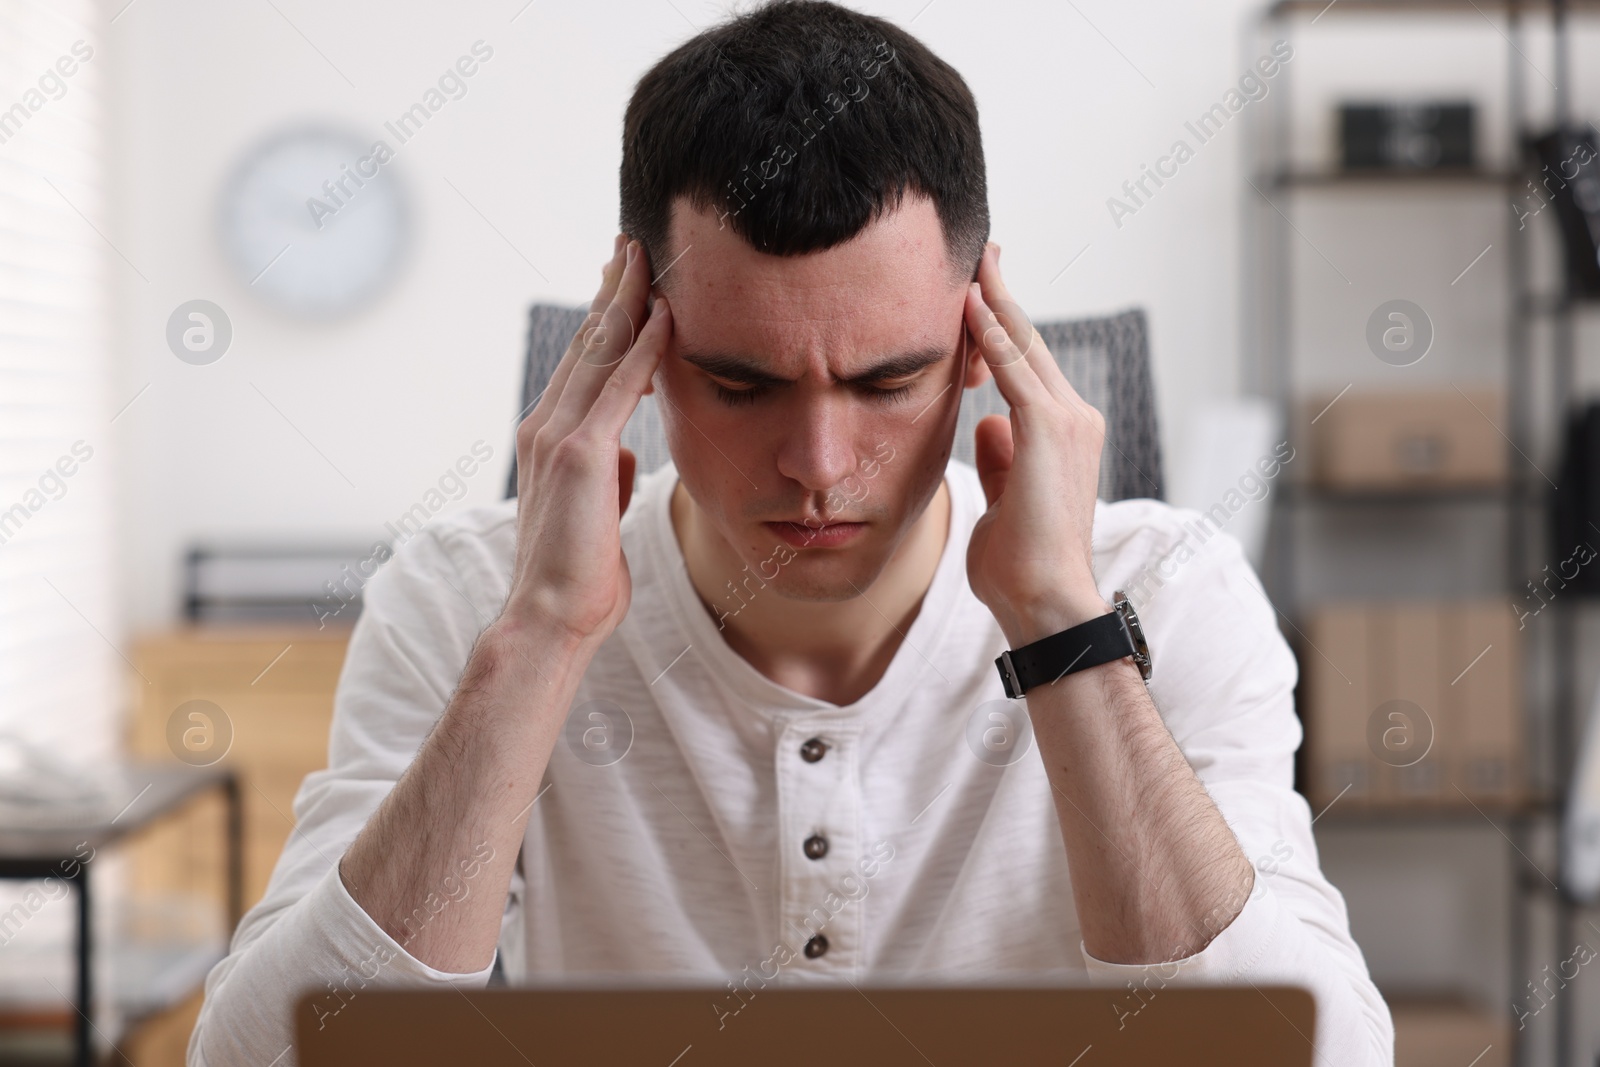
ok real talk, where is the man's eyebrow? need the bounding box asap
[843,346,951,383]
[678,345,952,386]
[677,351,789,387]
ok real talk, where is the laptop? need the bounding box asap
[296,982,1315,1066]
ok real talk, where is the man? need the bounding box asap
[191,3,1392,1064]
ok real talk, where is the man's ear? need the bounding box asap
[960,325,991,391]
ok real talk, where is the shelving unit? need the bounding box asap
[1248,2,1596,1065]
[0,764,240,1067]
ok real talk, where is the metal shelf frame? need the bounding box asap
[1246,2,1594,1064]
[0,764,242,1067]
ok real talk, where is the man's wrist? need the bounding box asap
[475,609,599,699]
[995,583,1109,648]
[490,599,605,660]
[435,613,596,760]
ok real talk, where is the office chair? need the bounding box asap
[505,304,1164,503]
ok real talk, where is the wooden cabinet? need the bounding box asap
[120,626,347,1066]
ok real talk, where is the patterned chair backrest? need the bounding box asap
[506,305,1163,502]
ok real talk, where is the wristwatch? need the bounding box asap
[994,591,1152,698]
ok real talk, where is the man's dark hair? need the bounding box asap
[620,0,988,287]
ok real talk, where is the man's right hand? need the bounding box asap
[500,235,671,647]
[336,236,670,976]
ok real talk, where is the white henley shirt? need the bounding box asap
[189,459,1393,1066]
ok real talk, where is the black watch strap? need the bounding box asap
[994,592,1152,698]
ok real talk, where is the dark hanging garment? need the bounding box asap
[1552,401,1600,595]
[1532,127,1600,300]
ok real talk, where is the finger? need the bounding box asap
[520,236,629,439]
[583,295,671,441]
[965,282,1048,410]
[577,239,648,370]
[974,243,1073,402]
[546,240,652,437]
[565,235,630,370]
[973,413,1013,508]
[598,233,626,295]
[979,249,1108,445]
[975,244,1029,352]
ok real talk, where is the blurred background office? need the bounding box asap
[2,0,1599,1063]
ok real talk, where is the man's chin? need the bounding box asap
[758,554,892,604]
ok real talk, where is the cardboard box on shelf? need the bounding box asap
[1302,601,1522,811]
[1304,388,1507,490]
[1305,605,1376,806]
[1449,605,1522,803]
[1379,604,1446,804]
[1389,997,1508,1067]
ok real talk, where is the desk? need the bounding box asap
[0,763,241,1067]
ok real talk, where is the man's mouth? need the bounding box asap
[763,520,867,549]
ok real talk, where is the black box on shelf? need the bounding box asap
[1339,101,1475,170]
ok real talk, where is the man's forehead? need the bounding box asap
[660,195,964,372]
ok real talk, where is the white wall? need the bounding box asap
[97,0,1600,1058]
[105,0,1269,631]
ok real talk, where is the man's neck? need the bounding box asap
[670,479,951,706]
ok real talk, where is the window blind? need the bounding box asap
[0,0,117,762]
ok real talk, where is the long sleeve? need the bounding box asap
[188,519,520,1067]
[1090,504,1395,1067]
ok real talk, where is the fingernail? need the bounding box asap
[994,242,1002,261]
[626,241,638,265]
[969,281,981,298]
[614,234,626,255]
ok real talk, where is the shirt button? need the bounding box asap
[803,834,829,860]
[804,934,829,959]
[799,737,828,763]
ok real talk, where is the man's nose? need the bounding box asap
[774,399,859,494]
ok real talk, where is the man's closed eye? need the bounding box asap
[709,375,922,407]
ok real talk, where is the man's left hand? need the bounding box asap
[963,241,1109,647]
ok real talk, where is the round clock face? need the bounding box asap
[218,125,409,319]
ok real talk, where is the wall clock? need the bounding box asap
[218,125,409,319]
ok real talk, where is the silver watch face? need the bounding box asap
[1113,591,1152,680]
